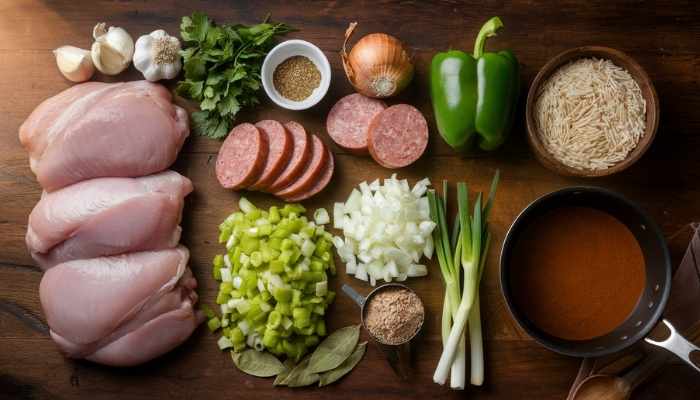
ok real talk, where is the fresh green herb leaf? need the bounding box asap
[177,12,292,139]
[177,80,203,99]
[232,349,286,377]
[318,341,367,387]
[180,12,211,43]
[217,94,241,117]
[191,110,229,139]
[200,93,220,111]
[307,325,360,374]
[183,56,207,81]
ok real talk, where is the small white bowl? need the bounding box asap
[261,39,331,110]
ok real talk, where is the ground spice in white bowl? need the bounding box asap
[364,286,424,345]
[273,55,321,101]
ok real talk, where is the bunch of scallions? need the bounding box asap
[428,171,499,389]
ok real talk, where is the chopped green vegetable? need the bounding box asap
[218,336,233,350]
[178,12,292,139]
[207,317,222,332]
[313,208,330,225]
[209,197,336,360]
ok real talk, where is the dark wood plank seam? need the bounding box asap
[0,261,41,272]
[0,299,49,335]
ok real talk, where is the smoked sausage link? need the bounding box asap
[368,104,428,169]
[267,121,311,192]
[250,120,292,190]
[215,123,268,190]
[326,93,386,155]
[274,135,328,199]
[282,148,334,202]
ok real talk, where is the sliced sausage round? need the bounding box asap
[274,135,328,199]
[326,93,386,154]
[282,148,334,202]
[215,123,268,190]
[368,104,428,169]
[250,120,292,190]
[267,121,311,192]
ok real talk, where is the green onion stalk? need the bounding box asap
[429,182,465,388]
[430,171,499,389]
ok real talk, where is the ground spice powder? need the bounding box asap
[273,55,321,101]
[364,287,424,345]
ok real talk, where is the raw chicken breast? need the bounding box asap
[40,246,204,367]
[19,81,189,191]
[26,170,193,270]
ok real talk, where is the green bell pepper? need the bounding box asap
[430,17,519,152]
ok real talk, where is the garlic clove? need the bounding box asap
[150,29,169,40]
[54,45,95,82]
[93,22,107,40]
[132,36,153,71]
[133,29,182,82]
[91,22,134,75]
[161,63,179,80]
[142,64,161,82]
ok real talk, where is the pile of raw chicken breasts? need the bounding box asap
[19,81,203,366]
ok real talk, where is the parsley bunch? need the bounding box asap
[177,13,291,139]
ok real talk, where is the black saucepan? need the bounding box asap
[500,187,700,371]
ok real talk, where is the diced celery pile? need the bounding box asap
[207,198,335,361]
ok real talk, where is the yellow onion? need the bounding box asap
[341,22,414,98]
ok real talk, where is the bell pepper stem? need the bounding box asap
[473,17,504,58]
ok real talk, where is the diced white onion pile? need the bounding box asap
[332,175,435,285]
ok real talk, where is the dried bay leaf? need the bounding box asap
[232,349,285,377]
[279,355,311,386]
[307,324,360,374]
[273,359,295,386]
[319,341,367,387]
[283,355,320,387]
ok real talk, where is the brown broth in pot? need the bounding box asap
[509,206,646,341]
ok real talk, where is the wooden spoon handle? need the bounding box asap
[567,358,596,400]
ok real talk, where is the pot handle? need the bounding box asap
[644,319,700,373]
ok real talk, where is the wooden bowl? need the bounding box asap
[525,46,659,177]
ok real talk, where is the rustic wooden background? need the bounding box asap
[2,0,700,399]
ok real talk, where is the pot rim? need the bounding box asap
[499,186,671,358]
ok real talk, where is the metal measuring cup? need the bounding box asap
[342,283,425,380]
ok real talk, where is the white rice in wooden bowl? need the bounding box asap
[534,58,646,171]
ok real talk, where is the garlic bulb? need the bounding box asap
[133,30,182,82]
[54,46,95,82]
[91,22,134,75]
[341,22,414,98]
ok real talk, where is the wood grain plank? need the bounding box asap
[0,263,46,338]
[0,335,583,400]
[2,0,700,399]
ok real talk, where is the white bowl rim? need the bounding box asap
[261,39,331,111]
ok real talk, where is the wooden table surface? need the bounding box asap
[2,1,700,399]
